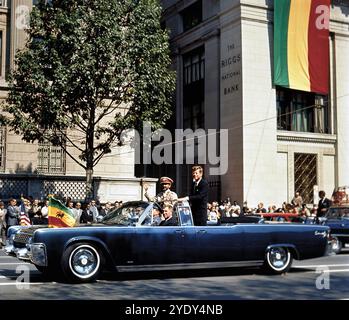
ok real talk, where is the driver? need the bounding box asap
[159,205,177,226]
[144,177,178,208]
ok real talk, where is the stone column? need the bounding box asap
[335,35,349,187]
[219,5,244,203]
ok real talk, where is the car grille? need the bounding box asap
[14,232,32,244]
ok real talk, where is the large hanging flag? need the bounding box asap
[48,197,76,228]
[274,0,330,94]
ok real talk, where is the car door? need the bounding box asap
[195,225,244,263]
[132,225,198,265]
[131,204,196,266]
[325,208,346,235]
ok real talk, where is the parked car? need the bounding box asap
[318,206,349,254]
[6,200,330,283]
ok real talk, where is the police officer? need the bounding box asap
[144,177,178,207]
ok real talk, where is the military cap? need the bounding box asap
[160,177,174,185]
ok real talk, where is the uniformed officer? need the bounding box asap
[144,177,178,207]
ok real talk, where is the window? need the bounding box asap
[294,153,317,204]
[0,126,5,171]
[181,1,202,32]
[183,48,204,86]
[37,140,65,174]
[183,47,205,130]
[277,87,329,133]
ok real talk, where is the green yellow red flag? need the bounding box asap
[274,0,330,94]
[48,197,76,228]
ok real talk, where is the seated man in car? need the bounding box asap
[152,207,163,226]
[159,205,177,226]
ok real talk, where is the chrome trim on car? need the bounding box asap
[116,260,264,272]
[14,232,32,244]
[330,234,349,237]
[315,230,328,237]
[30,243,47,267]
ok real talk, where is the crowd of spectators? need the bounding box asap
[0,197,124,246]
[206,194,317,223]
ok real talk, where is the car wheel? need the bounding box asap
[330,238,343,254]
[264,247,293,274]
[61,243,103,283]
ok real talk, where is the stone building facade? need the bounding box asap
[158,0,349,207]
[0,0,157,202]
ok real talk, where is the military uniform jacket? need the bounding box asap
[145,189,178,206]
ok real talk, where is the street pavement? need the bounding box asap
[0,247,348,300]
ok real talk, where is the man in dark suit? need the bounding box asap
[317,190,332,217]
[159,205,177,226]
[179,166,209,226]
[6,198,20,229]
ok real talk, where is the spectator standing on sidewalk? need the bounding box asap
[0,201,7,246]
[80,202,93,224]
[89,200,99,223]
[231,201,241,215]
[29,199,42,224]
[242,202,251,215]
[300,204,311,217]
[6,198,20,229]
[256,202,267,213]
[73,202,83,225]
[291,192,303,208]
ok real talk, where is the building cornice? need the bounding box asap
[277,131,337,145]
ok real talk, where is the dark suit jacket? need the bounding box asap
[189,178,209,226]
[6,205,20,227]
[317,198,332,217]
[159,216,177,226]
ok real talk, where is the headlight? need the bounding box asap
[30,243,47,267]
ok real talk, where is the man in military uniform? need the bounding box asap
[144,177,178,207]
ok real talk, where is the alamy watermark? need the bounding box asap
[15,265,30,290]
[315,266,330,290]
[120,122,229,176]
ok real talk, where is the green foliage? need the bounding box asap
[5,0,175,171]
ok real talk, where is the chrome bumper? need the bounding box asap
[4,244,15,256]
[5,240,31,260]
[14,247,31,261]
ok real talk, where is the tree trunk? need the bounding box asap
[86,168,94,201]
[86,105,95,201]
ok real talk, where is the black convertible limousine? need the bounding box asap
[6,201,330,283]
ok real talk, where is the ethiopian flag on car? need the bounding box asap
[274,0,330,94]
[48,197,76,228]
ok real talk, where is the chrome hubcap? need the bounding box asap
[71,248,98,277]
[269,247,288,269]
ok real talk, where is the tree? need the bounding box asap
[4,0,176,199]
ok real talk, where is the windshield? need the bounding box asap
[102,202,149,225]
[326,207,349,219]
